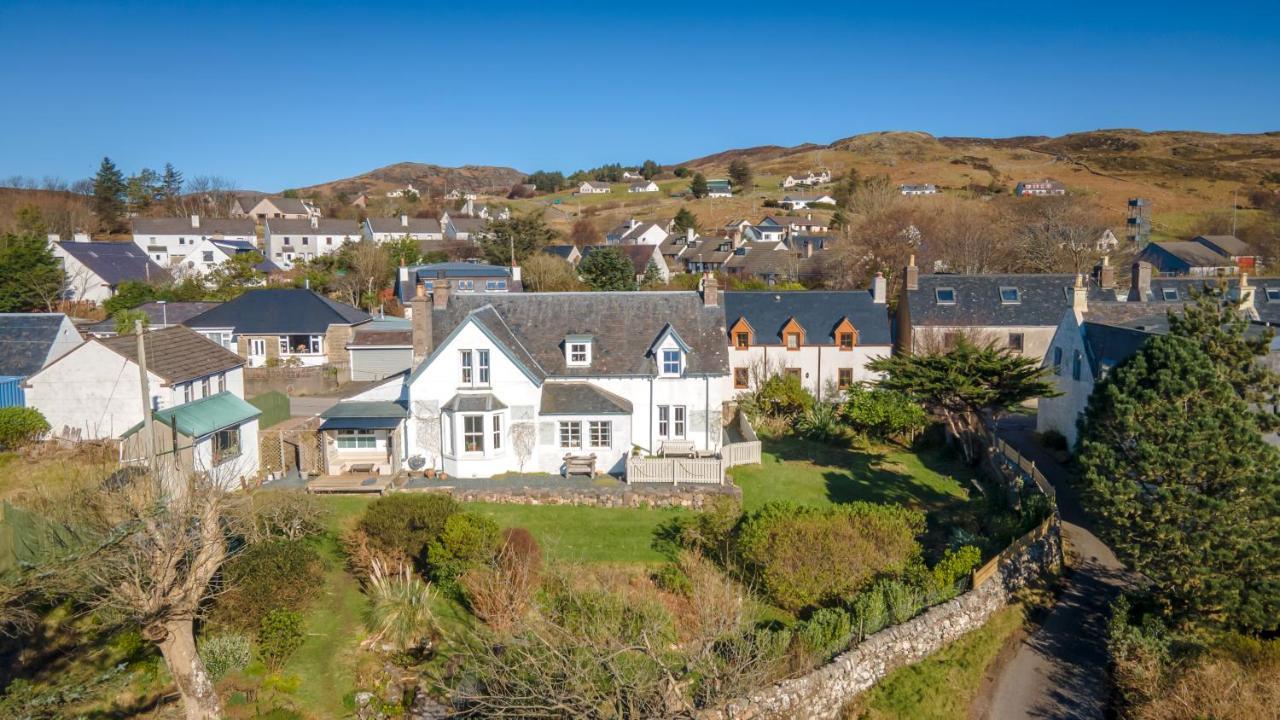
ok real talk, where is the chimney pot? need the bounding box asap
[905,254,919,291]
[1098,254,1116,289]
[702,273,719,307]
[400,214,409,227]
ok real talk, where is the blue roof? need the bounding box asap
[318,400,407,430]
[724,291,892,346]
[395,262,514,302]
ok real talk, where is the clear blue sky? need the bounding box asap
[1,0,1276,191]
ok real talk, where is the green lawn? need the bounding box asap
[730,436,973,513]
[466,502,683,565]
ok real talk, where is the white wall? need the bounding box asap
[54,249,113,304]
[26,341,163,439]
[729,343,890,401]
[265,230,358,269]
[132,230,255,267]
[1036,313,1094,448]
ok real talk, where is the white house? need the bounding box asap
[386,184,419,199]
[576,181,612,195]
[899,184,938,196]
[622,171,644,181]
[53,239,169,304]
[780,171,832,188]
[444,189,477,201]
[231,195,319,221]
[605,219,669,246]
[330,278,732,478]
[24,326,256,483]
[131,216,257,267]
[628,181,660,193]
[724,280,891,401]
[706,180,733,198]
[264,217,362,268]
[1095,228,1120,251]
[177,238,281,279]
[0,313,81,407]
[363,215,444,243]
[779,194,836,210]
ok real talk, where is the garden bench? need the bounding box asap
[563,454,596,478]
[658,441,696,458]
[347,462,376,475]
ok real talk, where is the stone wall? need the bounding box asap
[404,482,741,510]
[697,514,1062,720]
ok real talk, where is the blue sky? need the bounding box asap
[1,0,1277,191]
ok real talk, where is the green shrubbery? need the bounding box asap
[257,609,305,671]
[358,493,460,566]
[198,633,253,681]
[797,401,844,443]
[425,512,501,587]
[840,386,929,443]
[211,539,324,632]
[742,373,815,426]
[0,406,49,448]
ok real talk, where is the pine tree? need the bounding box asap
[640,259,663,288]
[0,231,64,312]
[672,208,699,236]
[161,163,184,208]
[1078,334,1280,632]
[479,213,557,266]
[689,173,709,199]
[578,247,637,291]
[92,156,127,232]
[728,159,752,191]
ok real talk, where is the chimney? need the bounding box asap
[1098,255,1115,289]
[701,272,719,307]
[905,254,919,291]
[190,214,200,229]
[872,272,887,304]
[433,279,451,310]
[73,232,91,243]
[805,240,814,258]
[1237,272,1257,316]
[1128,261,1152,302]
[510,264,521,283]
[685,227,695,245]
[309,216,319,229]
[411,282,432,364]
[1072,274,1089,314]
[629,217,640,230]
[400,214,409,228]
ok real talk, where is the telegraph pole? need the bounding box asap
[136,320,156,471]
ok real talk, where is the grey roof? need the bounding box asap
[539,382,633,415]
[132,217,255,236]
[724,291,892,346]
[367,217,442,235]
[442,393,507,412]
[1081,321,1161,378]
[56,241,168,286]
[582,181,611,190]
[0,314,74,377]
[396,262,517,302]
[430,292,729,378]
[1140,241,1235,269]
[542,245,580,260]
[782,194,833,202]
[87,301,220,335]
[184,289,369,333]
[207,240,281,273]
[97,325,244,384]
[1194,234,1254,257]
[236,195,312,216]
[266,218,360,235]
[322,401,407,419]
[448,217,488,233]
[906,274,1113,328]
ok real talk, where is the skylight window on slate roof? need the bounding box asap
[935,287,956,305]
[999,287,1021,304]
[1266,287,1280,302]
[1161,287,1179,301]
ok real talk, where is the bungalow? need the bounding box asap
[680,237,740,274]
[706,180,733,198]
[24,325,248,443]
[231,194,319,221]
[264,217,362,268]
[131,215,257,267]
[53,240,168,304]
[1136,240,1241,277]
[576,181,612,195]
[1015,179,1067,197]
[605,218,669,246]
[725,278,890,401]
[581,244,668,284]
[85,301,221,337]
[628,181,660,193]
[0,314,81,408]
[622,171,644,181]
[722,242,814,286]
[760,214,831,236]
[184,288,370,369]
[177,238,281,279]
[393,262,522,304]
[899,184,938,197]
[363,215,444,243]
[780,194,836,210]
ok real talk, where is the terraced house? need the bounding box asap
[264,216,362,268]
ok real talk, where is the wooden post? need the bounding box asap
[135,320,157,472]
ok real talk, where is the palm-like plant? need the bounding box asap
[365,557,435,652]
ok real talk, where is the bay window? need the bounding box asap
[463,415,484,452]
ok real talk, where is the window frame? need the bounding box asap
[212,426,242,464]
[1052,346,1063,375]
[999,286,1021,305]
[588,420,612,448]
[785,333,801,350]
[492,413,502,450]
[462,414,485,453]
[460,350,474,384]
[1265,287,1280,302]
[1008,332,1025,353]
[567,341,591,366]
[478,349,490,385]
[733,367,749,389]
[838,332,854,350]
[657,406,669,438]
[200,377,212,397]
[734,331,750,350]
[1161,287,1179,301]
[837,368,853,389]
[935,287,956,305]
[336,428,377,449]
[1072,351,1082,381]
[672,406,686,438]
[661,348,682,376]
[558,420,582,449]
[249,337,266,356]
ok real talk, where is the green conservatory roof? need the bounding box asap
[125,392,261,439]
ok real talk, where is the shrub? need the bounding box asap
[460,528,543,630]
[0,406,49,448]
[231,490,328,544]
[198,633,253,681]
[795,607,854,661]
[652,562,692,596]
[358,493,459,562]
[367,559,436,652]
[881,578,926,624]
[541,573,676,648]
[840,386,928,442]
[651,494,741,563]
[927,545,982,600]
[1038,429,1068,452]
[797,402,844,443]
[736,501,924,612]
[848,583,890,641]
[747,373,815,422]
[211,539,324,631]
[257,609,305,671]
[425,512,501,586]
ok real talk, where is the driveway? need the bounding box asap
[289,395,339,418]
[984,415,1134,720]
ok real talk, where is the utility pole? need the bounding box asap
[1232,192,1238,237]
[136,320,156,472]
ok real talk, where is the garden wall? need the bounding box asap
[697,513,1062,720]
[407,482,741,510]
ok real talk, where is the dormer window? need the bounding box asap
[999,287,1021,304]
[838,332,854,350]
[935,287,956,305]
[735,331,750,349]
[730,317,754,350]
[661,348,682,376]
[566,335,592,367]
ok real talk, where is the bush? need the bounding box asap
[212,539,324,631]
[735,501,924,612]
[198,633,253,681]
[425,512,501,586]
[367,560,436,652]
[797,402,844,443]
[651,494,741,563]
[652,563,693,596]
[231,490,328,544]
[840,386,928,442]
[927,545,982,600]
[751,373,815,421]
[358,493,460,563]
[257,609,305,671]
[1038,429,1068,452]
[0,406,49,448]
[460,528,543,630]
[848,583,890,641]
[795,607,854,661]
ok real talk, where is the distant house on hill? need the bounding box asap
[899,184,938,196]
[231,194,319,220]
[780,171,831,188]
[53,240,168,304]
[780,193,836,210]
[622,171,644,181]
[606,219,669,246]
[130,215,256,267]
[386,184,419,199]
[444,189,478,201]
[1015,179,1067,197]
[1095,228,1120,251]
[628,181,660,193]
[576,181,612,195]
[706,180,733,198]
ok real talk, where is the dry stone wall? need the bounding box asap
[408,482,741,510]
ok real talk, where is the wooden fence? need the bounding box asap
[626,439,763,484]
[992,437,1056,500]
[722,440,762,468]
[971,513,1056,589]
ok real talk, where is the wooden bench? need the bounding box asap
[563,454,596,478]
[658,441,696,458]
[347,462,376,475]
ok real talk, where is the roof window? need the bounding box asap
[935,287,956,305]
[999,287,1021,304]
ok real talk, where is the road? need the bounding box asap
[985,415,1133,720]
[289,394,338,418]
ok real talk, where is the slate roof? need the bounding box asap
[0,314,75,377]
[184,289,369,333]
[1141,241,1235,269]
[98,326,244,384]
[539,382,633,415]
[724,291,892,346]
[1194,234,1253,257]
[322,401,407,419]
[132,217,255,236]
[443,393,507,412]
[396,263,518,301]
[206,240,282,273]
[367,217,442,235]
[906,274,1114,328]
[542,245,580,261]
[87,301,221,335]
[57,241,168,286]
[1081,321,1161,378]
[349,329,412,347]
[782,194,834,203]
[236,195,312,216]
[430,292,729,378]
[447,217,488,234]
[266,218,360,235]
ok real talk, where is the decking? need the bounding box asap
[306,473,399,495]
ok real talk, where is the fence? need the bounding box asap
[722,440,762,468]
[259,417,327,479]
[249,391,291,429]
[992,437,1056,500]
[626,456,726,484]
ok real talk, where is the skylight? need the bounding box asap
[935,288,956,305]
[1266,287,1280,302]
[1161,287,1179,301]
[999,287,1021,304]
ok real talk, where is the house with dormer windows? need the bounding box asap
[326,277,731,478]
[724,281,891,401]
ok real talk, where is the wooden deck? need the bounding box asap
[306,473,398,495]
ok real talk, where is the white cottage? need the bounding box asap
[131,216,257,267]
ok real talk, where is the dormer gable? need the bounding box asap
[649,323,692,377]
[729,317,754,349]
[780,317,806,350]
[564,333,593,367]
[833,317,858,350]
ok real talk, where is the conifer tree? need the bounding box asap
[689,173,709,199]
[92,156,127,232]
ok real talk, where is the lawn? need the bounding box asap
[467,502,682,564]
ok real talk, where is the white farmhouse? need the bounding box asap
[605,218,669,246]
[131,215,257,267]
[628,181,660,193]
[576,181,612,195]
[779,194,836,210]
[264,217,362,268]
[724,278,891,402]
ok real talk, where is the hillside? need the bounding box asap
[294,161,526,198]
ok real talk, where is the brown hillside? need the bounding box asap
[295,161,525,198]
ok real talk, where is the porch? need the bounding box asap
[316,400,408,477]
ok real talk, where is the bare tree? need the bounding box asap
[413,400,442,471]
[333,240,391,309]
[511,421,536,471]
